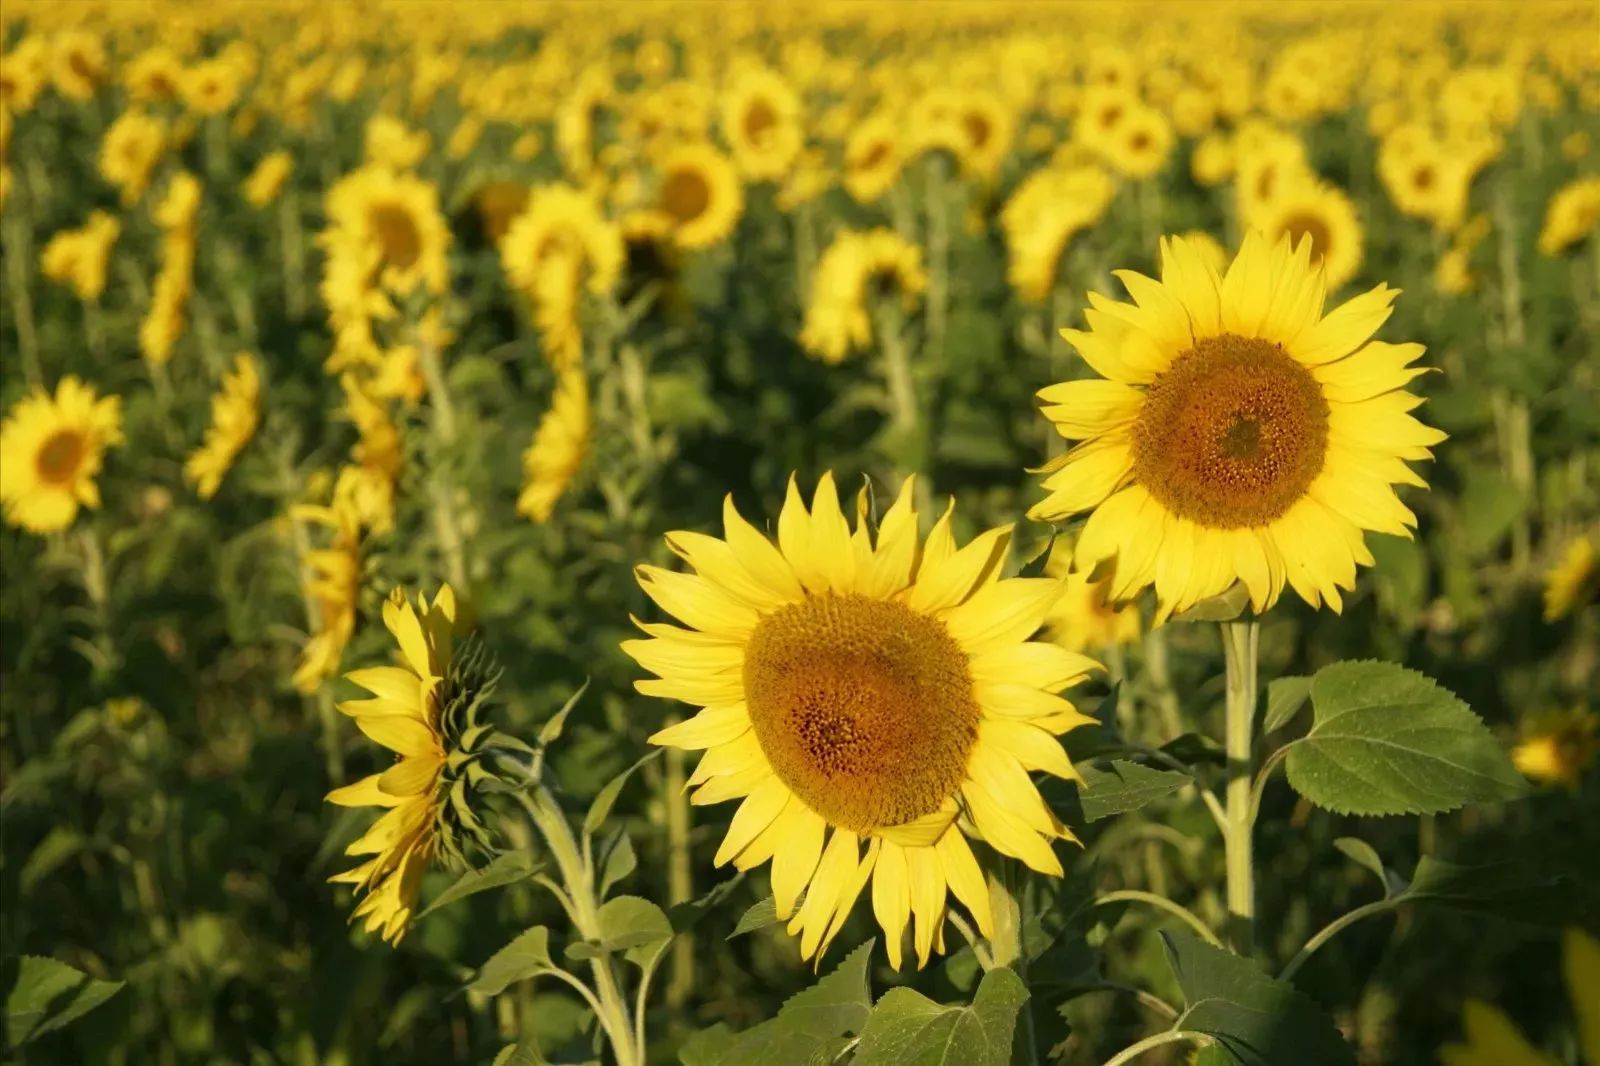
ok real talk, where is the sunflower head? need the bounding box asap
[625,474,1100,969]
[0,376,123,534]
[1033,231,1445,617]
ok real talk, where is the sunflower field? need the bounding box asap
[3,1,1600,1063]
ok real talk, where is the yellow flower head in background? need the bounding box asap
[1511,708,1598,791]
[501,184,624,370]
[99,109,168,206]
[1440,928,1600,1066]
[124,46,184,103]
[185,354,262,500]
[290,498,364,694]
[1032,232,1444,617]
[1,37,51,112]
[327,585,458,944]
[517,369,589,524]
[625,473,1099,968]
[1538,177,1600,257]
[243,150,293,208]
[51,30,105,102]
[181,57,244,116]
[471,180,531,244]
[655,142,744,251]
[722,66,803,182]
[364,114,431,171]
[1102,105,1173,180]
[0,376,123,534]
[800,229,926,365]
[40,211,120,301]
[324,165,451,297]
[1252,177,1365,292]
[1543,534,1596,622]
[1001,165,1117,303]
[843,113,904,205]
[1042,541,1142,654]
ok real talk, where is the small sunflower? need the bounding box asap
[1537,177,1600,257]
[0,376,123,534]
[1073,85,1137,161]
[99,109,167,206]
[1544,535,1596,622]
[1031,232,1445,616]
[625,473,1099,968]
[655,143,743,251]
[722,67,803,182]
[949,89,1014,181]
[51,31,105,102]
[844,114,904,205]
[124,46,183,102]
[800,229,926,365]
[185,354,262,501]
[1101,105,1172,180]
[517,369,589,524]
[1510,708,1598,791]
[500,183,624,304]
[1253,178,1365,291]
[324,165,451,297]
[1042,542,1142,654]
[243,151,293,208]
[40,211,120,302]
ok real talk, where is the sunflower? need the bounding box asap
[800,229,927,365]
[624,473,1099,968]
[500,184,624,371]
[99,110,167,206]
[1439,928,1600,1066]
[180,58,244,116]
[185,354,262,500]
[243,150,293,208]
[0,376,123,534]
[364,114,431,171]
[949,89,1014,181]
[1378,133,1473,231]
[1031,232,1445,616]
[326,585,456,944]
[721,66,803,182]
[1042,542,1142,654]
[1101,105,1172,180]
[655,143,743,251]
[1537,177,1600,257]
[517,369,589,523]
[1073,85,1138,161]
[1253,178,1365,291]
[40,211,120,302]
[843,113,903,204]
[0,38,50,112]
[51,31,105,102]
[1510,708,1598,791]
[1001,165,1117,303]
[1543,534,1596,622]
[291,496,365,694]
[1233,128,1311,221]
[324,165,451,298]
[124,46,184,103]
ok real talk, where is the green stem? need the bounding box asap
[663,741,695,1010]
[1279,899,1395,983]
[1102,1029,1213,1066]
[1142,626,1185,741]
[279,187,307,319]
[1095,890,1222,948]
[1222,620,1259,956]
[4,207,42,388]
[923,155,950,367]
[418,336,468,591]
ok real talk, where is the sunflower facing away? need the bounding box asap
[1031,232,1445,617]
[624,474,1100,968]
[185,353,262,500]
[0,376,123,534]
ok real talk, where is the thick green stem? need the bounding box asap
[1222,620,1259,956]
[3,207,42,388]
[664,742,695,1010]
[419,337,468,591]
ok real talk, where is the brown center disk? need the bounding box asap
[660,168,711,224]
[370,203,422,269]
[36,429,86,485]
[1282,212,1333,263]
[1132,333,1330,528]
[743,593,978,833]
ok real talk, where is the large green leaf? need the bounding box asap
[1161,933,1353,1066]
[565,896,674,970]
[1396,857,1581,925]
[852,967,1029,1066]
[685,940,876,1065]
[1283,661,1527,815]
[418,850,541,919]
[1073,760,1191,823]
[2,956,125,1048]
[467,927,555,996]
[1262,677,1312,733]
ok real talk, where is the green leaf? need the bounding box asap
[1161,932,1354,1066]
[1262,677,1312,733]
[679,1023,740,1066]
[419,850,541,919]
[689,940,876,1065]
[1456,469,1527,557]
[1396,857,1579,925]
[853,967,1029,1066]
[583,750,663,836]
[538,680,589,746]
[668,874,747,933]
[1160,733,1226,767]
[20,827,83,893]
[490,1042,550,1066]
[1283,661,1528,816]
[728,896,781,939]
[1171,583,1249,623]
[467,927,555,996]
[566,896,674,970]
[598,832,637,899]
[1332,838,1398,899]
[1073,761,1191,823]
[2,956,125,1047]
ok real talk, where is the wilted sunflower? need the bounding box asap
[0,376,123,534]
[1031,232,1445,616]
[1543,535,1596,622]
[185,354,262,500]
[625,474,1099,968]
[655,143,743,251]
[1253,178,1364,291]
[516,369,589,523]
[800,229,926,365]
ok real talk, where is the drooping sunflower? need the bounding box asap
[516,369,589,524]
[843,114,904,205]
[721,66,803,182]
[655,143,743,251]
[324,165,451,298]
[185,353,262,500]
[624,474,1099,968]
[1000,165,1117,302]
[1252,178,1365,291]
[0,376,123,534]
[1031,232,1445,617]
[800,229,926,365]
[1543,534,1596,622]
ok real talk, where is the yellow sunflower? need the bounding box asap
[624,474,1100,969]
[721,67,803,182]
[1511,708,1598,791]
[1073,85,1138,161]
[1031,232,1445,617]
[1001,165,1117,303]
[1253,178,1365,292]
[243,151,293,208]
[516,369,589,524]
[800,229,926,365]
[40,211,120,302]
[500,184,624,302]
[185,354,262,500]
[99,109,167,206]
[1538,177,1600,257]
[843,114,904,205]
[291,496,365,694]
[51,31,105,102]
[0,376,123,534]
[1440,928,1600,1066]
[324,165,451,297]
[655,143,743,251]
[326,585,457,944]
[949,89,1014,181]
[1101,105,1173,181]
[1042,542,1142,654]
[124,46,184,103]
[1544,535,1596,622]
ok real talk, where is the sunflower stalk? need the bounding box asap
[1492,176,1535,570]
[418,332,469,592]
[1221,619,1259,956]
[663,737,695,1010]
[3,205,43,389]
